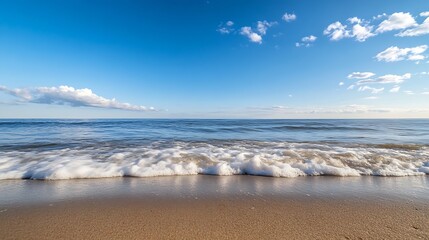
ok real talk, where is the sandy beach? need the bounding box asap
[0,176,428,239]
[1,195,428,239]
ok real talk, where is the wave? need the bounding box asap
[268,125,377,131]
[0,141,428,180]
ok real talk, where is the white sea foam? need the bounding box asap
[0,141,428,180]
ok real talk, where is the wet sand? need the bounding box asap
[0,176,428,239]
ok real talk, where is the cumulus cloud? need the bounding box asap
[347,72,375,79]
[356,73,411,85]
[351,21,375,41]
[375,45,428,62]
[323,21,351,41]
[396,15,429,37]
[296,35,317,47]
[0,85,155,111]
[240,26,263,43]
[348,17,361,24]
[339,82,344,86]
[282,13,296,22]
[358,86,384,94]
[324,18,375,42]
[239,21,276,44]
[325,11,428,42]
[376,12,417,33]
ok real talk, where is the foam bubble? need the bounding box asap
[0,141,427,180]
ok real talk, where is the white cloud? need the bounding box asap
[345,73,411,97]
[249,104,391,115]
[274,105,290,110]
[375,45,428,62]
[373,13,387,20]
[376,12,417,33]
[256,20,276,35]
[302,35,317,42]
[239,20,276,44]
[339,82,344,86]
[422,92,429,95]
[0,86,32,100]
[296,35,317,47]
[256,21,268,35]
[357,73,411,85]
[217,21,235,34]
[409,55,426,61]
[323,21,351,41]
[352,22,375,41]
[240,26,262,43]
[396,16,429,37]
[217,28,230,34]
[0,85,155,111]
[348,17,361,24]
[358,86,384,94]
[364,96,379,100]
[282,13,296,22]
[346,73,410,95]
[347,72,375,79]
[324,19,375,42]
[390,86,401,93]
[403,90,415,95]
[324,11,428,42]
[341,104,384,112]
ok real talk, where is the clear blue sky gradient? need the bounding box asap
[0,0,428,118]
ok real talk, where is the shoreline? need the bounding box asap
[1,175,428,206]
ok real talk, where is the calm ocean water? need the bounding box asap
[0,119,428,179]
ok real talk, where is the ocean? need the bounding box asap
[0,119,428,180]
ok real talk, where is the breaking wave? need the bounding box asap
[0,141,428,180]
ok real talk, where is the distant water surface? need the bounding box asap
[0,119,428,179]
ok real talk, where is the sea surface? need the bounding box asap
[0,119,428,180]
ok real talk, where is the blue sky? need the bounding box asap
[0,0,428,118]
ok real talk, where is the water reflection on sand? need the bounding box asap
[0,175,428,207]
